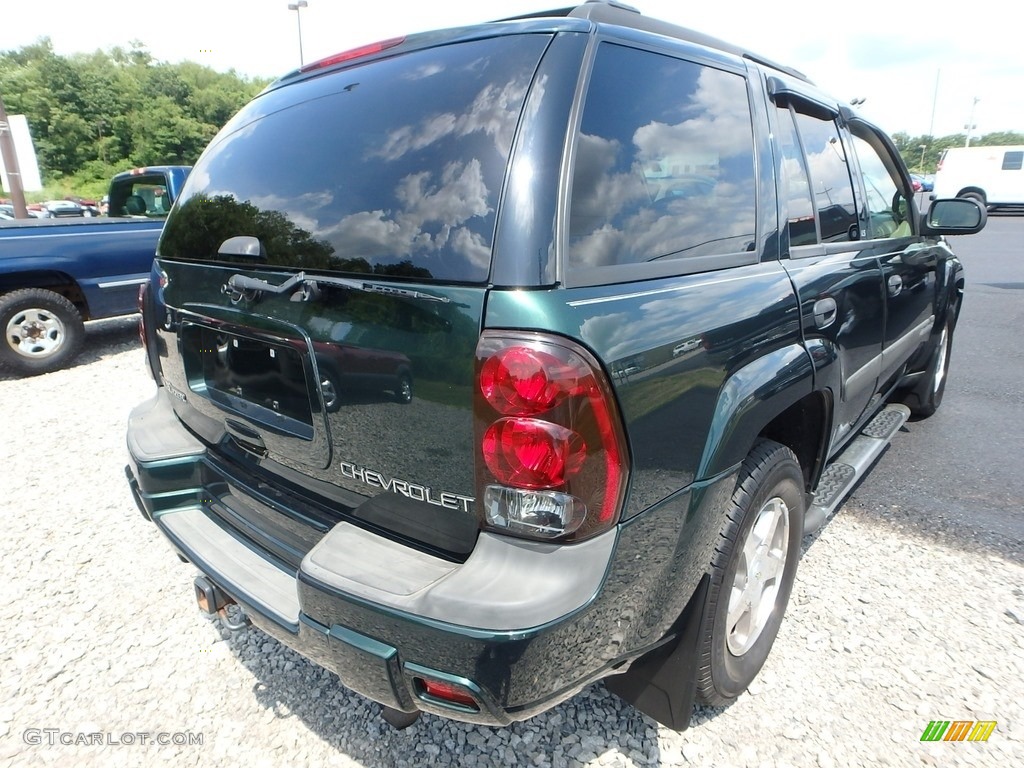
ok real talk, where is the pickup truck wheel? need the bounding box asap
[0,289,85,375]
[695,439,804,707]
[904,318,954,419]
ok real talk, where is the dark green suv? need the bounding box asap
[125,1,985,730]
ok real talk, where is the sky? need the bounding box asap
[1,0,1021,139]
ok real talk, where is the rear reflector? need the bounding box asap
[416,678,479,710]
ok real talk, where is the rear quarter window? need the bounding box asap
[567,43,757,271]
[160,35,552,283]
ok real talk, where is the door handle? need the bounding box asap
[813,297,838,329]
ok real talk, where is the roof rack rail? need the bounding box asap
[497,1,812,84]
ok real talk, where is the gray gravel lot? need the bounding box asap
[1,317,1022,767]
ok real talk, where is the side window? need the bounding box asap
[849,131,909,239]
[774,107,817,246]
[568,44,756,268]
[791,113,858,243]
[1002,151,1023,171]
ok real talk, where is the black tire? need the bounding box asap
[695,439,805,707]
[0,288,85,375]
[960,191,985,208]
[905,317,953,418]
[394,373,413,404]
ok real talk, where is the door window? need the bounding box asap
[774,107,817,246]
[791,113,858,243]
[849,132,910,239]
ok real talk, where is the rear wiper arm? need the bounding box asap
[223,271,450,304]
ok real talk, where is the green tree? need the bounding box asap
[0,38,268,188]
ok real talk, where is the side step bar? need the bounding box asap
[804,403,910,534]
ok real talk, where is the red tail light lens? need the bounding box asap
[482,418,586,489]
[474,332,629,542]
[480,346,576,415]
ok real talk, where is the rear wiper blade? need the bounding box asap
[223,271,450,304]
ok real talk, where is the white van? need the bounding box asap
[931,145,1024,209]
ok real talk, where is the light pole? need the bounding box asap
[964,96,980,148]
[918,144,928,172]
[288,1,308,68]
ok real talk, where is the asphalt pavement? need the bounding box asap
[846,211,1024,561]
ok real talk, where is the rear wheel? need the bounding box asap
[695,439,804,707]
[0,288,85,375]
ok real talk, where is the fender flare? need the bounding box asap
[696,343,815,480]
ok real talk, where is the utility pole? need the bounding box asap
[0,89,29,219]
[964,97,980,148]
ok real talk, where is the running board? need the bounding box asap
[804,403,911,534]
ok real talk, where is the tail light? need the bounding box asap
[137,281,149,349]
[474,331,629,542]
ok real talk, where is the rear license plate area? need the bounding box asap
[182,324,314,438]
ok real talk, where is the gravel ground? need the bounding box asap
[1,318,1022,767]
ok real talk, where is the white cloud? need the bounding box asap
[312,158,492,264]
[2,1,1016,142]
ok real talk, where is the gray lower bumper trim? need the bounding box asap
[158,507,300,630]
[301,525,617,631]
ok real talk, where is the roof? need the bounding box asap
[502,1,812,83]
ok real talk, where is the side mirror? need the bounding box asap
[921,198,987,236]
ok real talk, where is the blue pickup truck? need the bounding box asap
[0,165,190,375]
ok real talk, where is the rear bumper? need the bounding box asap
[126,388,729,724]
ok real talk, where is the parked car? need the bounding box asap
[0,204,46,220]
[65,196,102,216]
[126,1,985,734]
[673,338,701,356]
[910,173,934,193]
[41,200,89,217]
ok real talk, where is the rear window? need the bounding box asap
[160,35,551,282]
[110,174,172,218]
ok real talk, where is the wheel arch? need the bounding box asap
[758,390,832,493]
[696,343,819,484]
[0,271,91,319]
[956,187,987,203]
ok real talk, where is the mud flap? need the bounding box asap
[604,575,709,731]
